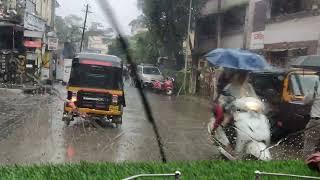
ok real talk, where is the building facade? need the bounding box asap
[87,35,109,54]
[0,0,58,84]
[192,0,320,96]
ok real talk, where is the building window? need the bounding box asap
[197,15,216,39]
[222,5,247,32]
[271,0,318,17]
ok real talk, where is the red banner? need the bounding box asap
[24,40,42,48]
[81,60,112,67]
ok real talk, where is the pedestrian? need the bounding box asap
[210,70,258,155]
[128,65,135,87]
[303,75,320,158]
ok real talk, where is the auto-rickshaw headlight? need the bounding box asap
[71,92,77,102]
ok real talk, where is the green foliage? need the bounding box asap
[55,15,83,44]
[108,37,127,61]
[0,161,317,179]
[130,31,160,65]
[138,0,207,69]
[108,31,160,65]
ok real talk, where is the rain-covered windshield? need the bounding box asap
[1,0,320,178]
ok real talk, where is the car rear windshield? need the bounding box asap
[69,63,123,90]
[143,67,160,75]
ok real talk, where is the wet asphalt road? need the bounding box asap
[0,83,305,165]
[0,83,217,165]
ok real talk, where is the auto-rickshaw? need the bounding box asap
[250,68,318,140]
[62,53,125,127]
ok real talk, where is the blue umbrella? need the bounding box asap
[205,48,270,71]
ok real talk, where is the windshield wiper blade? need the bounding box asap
[96,0,167,163]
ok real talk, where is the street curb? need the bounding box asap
[178,95,211,107]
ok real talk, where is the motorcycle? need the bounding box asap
[208,91,272,161]
[151,77,174,95]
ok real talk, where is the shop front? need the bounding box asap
[0,22,24,84]
[23,0,46,82]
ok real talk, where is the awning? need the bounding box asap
[24,40,42,48]
[0,21,24,31]
[24,30,43,38]
[265,47,307,52]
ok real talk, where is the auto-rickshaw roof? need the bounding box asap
[75,53,122,68]
[250,69,286,75]
[251,67,316,75]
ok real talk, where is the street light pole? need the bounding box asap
[217,0,222,48]
[80,4,89,52]
[182,0,193,94]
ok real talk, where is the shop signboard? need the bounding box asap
[48,38,58,50]
[24,40,42,48]
[24,12,45,32]
[250,31,265,50]
[24,30,43,38]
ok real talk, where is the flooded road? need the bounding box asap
[0,84,305,165]
[0,84,216,165]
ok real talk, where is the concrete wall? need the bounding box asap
[221,32,244,48]
[35,0,53,26]
[8,0,16,9]
[217,15,320,51]
[264,15,320,44]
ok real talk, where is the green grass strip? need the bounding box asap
[0,160,318,180]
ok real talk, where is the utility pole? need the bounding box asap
[80,4,89,52]
[217,0,222,48]
[181,0,193,95]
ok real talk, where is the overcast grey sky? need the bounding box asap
[56,0,141,35]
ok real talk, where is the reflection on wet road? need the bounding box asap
[0,84,215,165]
[0,84,304,165]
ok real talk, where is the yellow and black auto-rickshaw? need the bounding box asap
[63,53,125,127]
[250,68,318,140]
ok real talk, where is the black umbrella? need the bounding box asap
[291,55,320,70]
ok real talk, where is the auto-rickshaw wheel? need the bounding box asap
[113,116,122,128]
[62,113,73,126]
[65,120,70,126]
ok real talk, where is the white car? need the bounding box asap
[137,65,164,87]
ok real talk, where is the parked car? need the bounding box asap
[250,68,318,141]
[137,65,164,88]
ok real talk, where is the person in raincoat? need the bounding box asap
[210,70,258,154]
